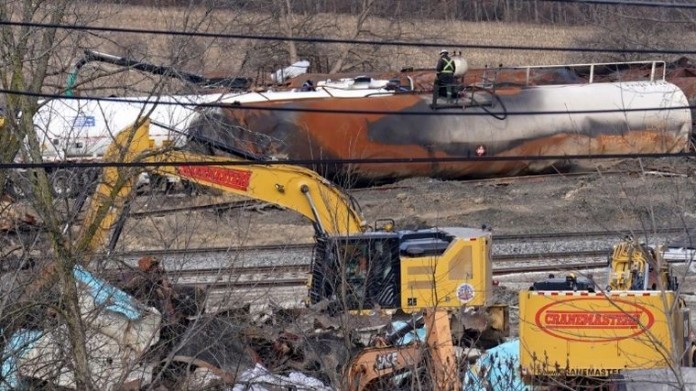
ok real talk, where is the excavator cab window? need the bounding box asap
[310,234,401,311]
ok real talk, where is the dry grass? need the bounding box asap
[48,3,695,95]
[106,5,599,68]
[386,21,598,69]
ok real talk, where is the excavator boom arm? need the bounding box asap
[150,150,366,236]
[78,119,367,254]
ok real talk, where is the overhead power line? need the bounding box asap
[1,88,693,117]
[1,152,695,170]
[0,20,693,55]
[540,0,696,9]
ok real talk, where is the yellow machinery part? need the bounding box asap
[400,234,492,311]
[346,309,460,391]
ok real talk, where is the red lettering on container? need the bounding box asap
[543,311,641,329]
[177,166,252,191]
[534,298,655,342]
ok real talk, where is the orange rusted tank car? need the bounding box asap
[186,60,694,183]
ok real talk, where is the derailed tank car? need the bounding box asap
[186,61,692,183]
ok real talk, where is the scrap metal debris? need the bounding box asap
[0,196,40,232]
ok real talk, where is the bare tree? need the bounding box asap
[576,3,694,62]
[0,1,250,389]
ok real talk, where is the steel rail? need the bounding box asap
[129,199,263,219]
[105,244,694,292]
[139,252,611,290]
[112,228,687,258]
[174,260,610,290]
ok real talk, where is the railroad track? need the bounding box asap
[493,227,687,241]
[104,230,689,293]
[166,255,696,314]
[171,261,610,290]
[144,250,612,291]
[112,227,687,258]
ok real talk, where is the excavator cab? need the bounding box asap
[309,227,494,313]
[310,233,401,312]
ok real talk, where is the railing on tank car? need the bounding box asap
[480,60,667,88]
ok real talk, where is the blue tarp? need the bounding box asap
[0,266,150,390]
[0,329,44,390]
[464,338,528,391]
[73,265,143,320]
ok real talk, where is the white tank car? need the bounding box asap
[34,94,224,162]
[184,79,692,181]
[26,78,395,197]
[27,94,223,197]
[35,83,398,162]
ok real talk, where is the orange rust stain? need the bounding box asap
[592,131,687,153]
[506,130,685,155]
[288,95,469,178]
[293,95,437,159]
[422,130,686,179]
[489,87,523,96]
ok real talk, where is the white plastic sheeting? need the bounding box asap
[232,364,332,391]
[270,60,310,83]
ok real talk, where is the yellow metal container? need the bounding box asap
[519,290,687,377]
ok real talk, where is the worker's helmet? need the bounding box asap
[439,49,449,56]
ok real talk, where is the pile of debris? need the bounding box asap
[1,258,429,390]
[0,195,40,233]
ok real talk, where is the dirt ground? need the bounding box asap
[120,157,696,251]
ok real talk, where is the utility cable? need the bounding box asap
[0,20,693,55]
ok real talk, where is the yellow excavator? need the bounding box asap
[83,118,504,315]
[76,118,509,390]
